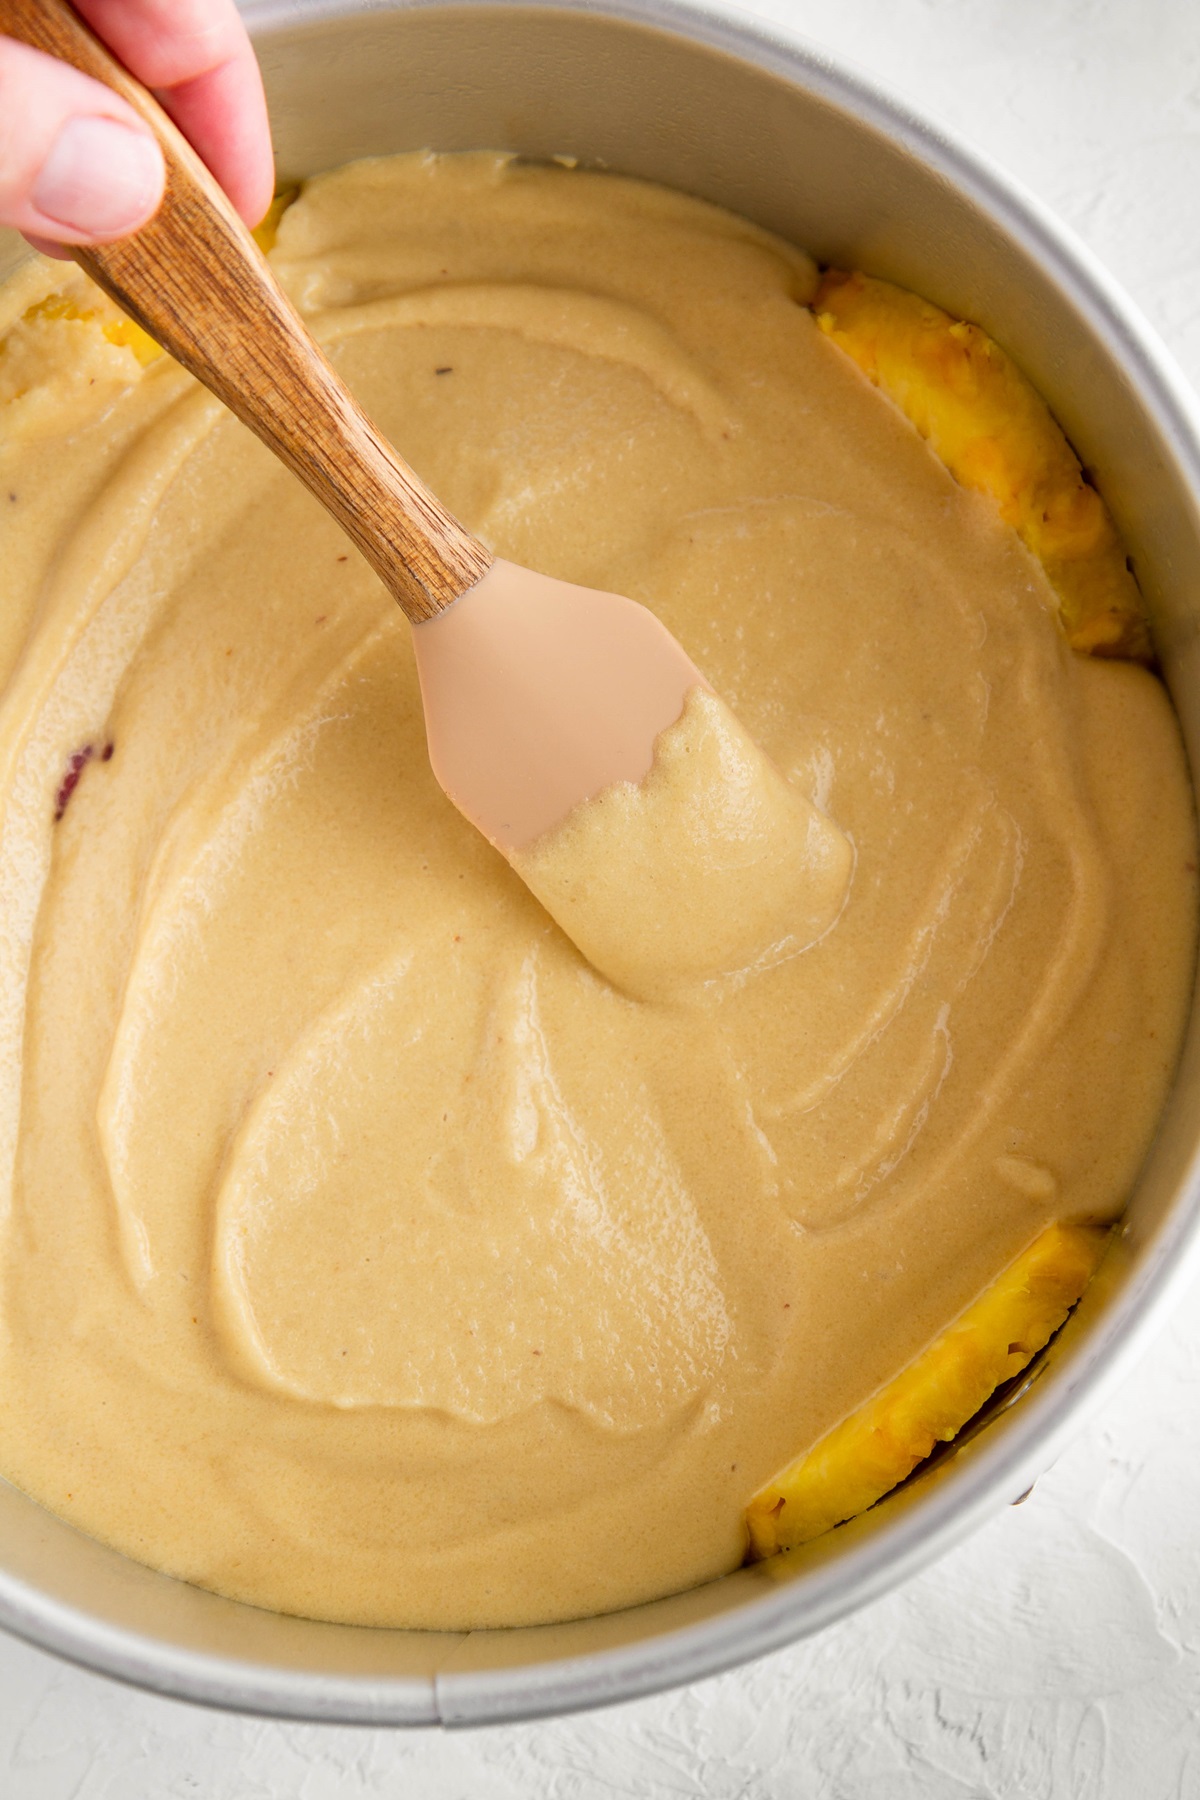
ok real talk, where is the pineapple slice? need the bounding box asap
[745,1221,1109,1559]
[20,290,162,366]
[813,270,1150,662]
[252,186,299,255]
[1,286,165,413]
[1,184,298,385]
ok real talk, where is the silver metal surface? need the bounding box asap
[2,0,1200,1728]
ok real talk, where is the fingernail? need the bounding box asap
[33,116,164,237]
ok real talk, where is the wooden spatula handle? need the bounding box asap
[0,0,491,623]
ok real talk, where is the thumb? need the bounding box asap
[0,34,164,248]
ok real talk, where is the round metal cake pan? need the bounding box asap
[1,0,1199,1728]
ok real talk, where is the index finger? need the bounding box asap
[72,0,274,226]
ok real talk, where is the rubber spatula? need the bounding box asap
[2,0,707,855]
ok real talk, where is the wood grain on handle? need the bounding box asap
[0,0,492,622]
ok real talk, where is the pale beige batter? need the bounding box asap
[0,152,1194,1630]
[513,686,853,998]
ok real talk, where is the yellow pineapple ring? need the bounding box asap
[745,1221,1109,1559]
[813,270,1150,662]
[1,187,300,388]
[252,186,299,255]
[17,290,163,366]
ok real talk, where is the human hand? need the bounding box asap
[0,0,273,256]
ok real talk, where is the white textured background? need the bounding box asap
[4,0,1200,1793]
